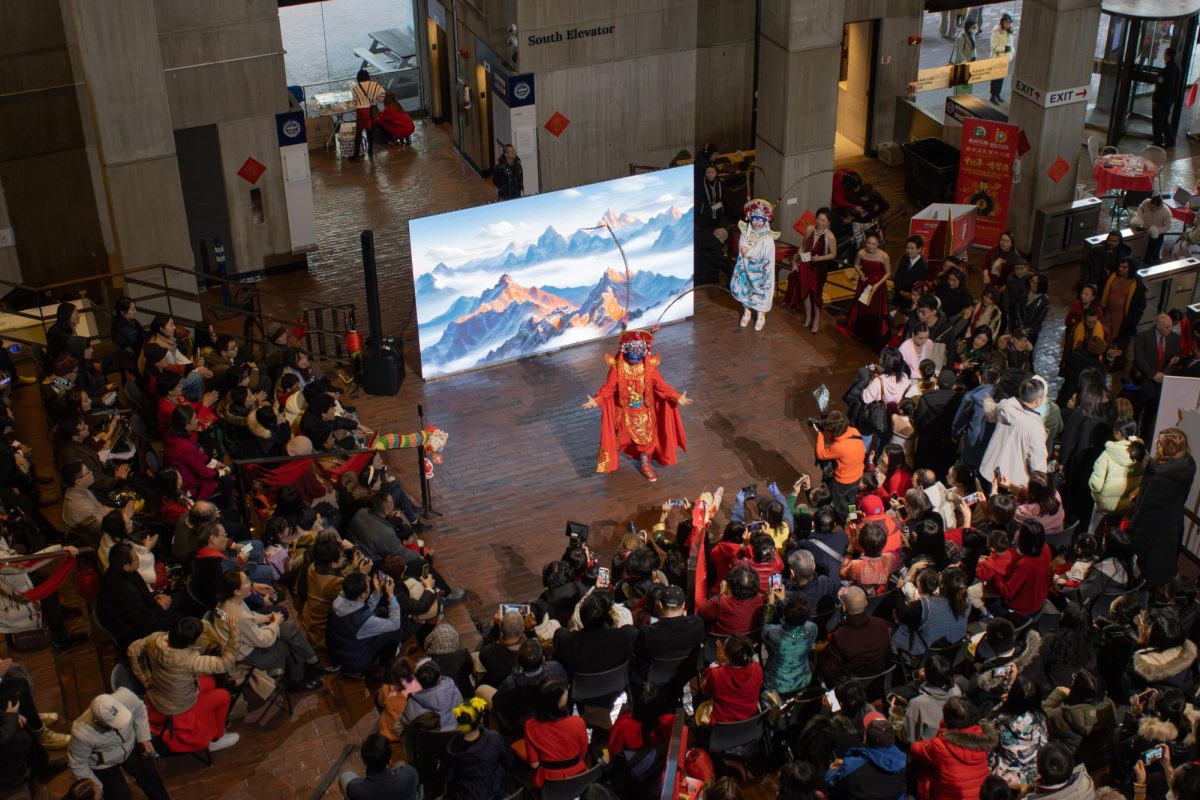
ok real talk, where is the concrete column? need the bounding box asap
[61,0,194,274]
[755,0,844,246]
[1006,0,1102,250]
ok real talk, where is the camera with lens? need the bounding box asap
[564,520,590,546]
[806,417,824,430]
[742,483,757,501]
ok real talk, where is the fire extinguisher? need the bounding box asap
[345,309,364,356]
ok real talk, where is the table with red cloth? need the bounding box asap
[1166,191,1199,226]
[1092,154,1157,197]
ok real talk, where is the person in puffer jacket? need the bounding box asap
[825,716,907,800]
[909,697,997,800]
[1088,418,1147,516]
[399,660,463,732]
[1115,688,1200,797]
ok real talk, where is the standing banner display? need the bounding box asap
[954,119,1020,249]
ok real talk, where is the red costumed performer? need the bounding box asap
[582,330,692,482]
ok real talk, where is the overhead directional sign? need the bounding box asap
[1013,78,1091,108]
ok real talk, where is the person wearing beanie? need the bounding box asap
[424,622,473,698]
[825,717,907,800]
[443,698,514,800]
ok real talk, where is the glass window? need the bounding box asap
[280,0,421,115]
[915,2,1021,121]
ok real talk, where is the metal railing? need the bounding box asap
[0,263,357,375]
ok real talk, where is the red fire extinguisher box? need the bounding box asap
[909,202,977,278]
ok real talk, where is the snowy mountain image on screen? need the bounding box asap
[408,167,695,378]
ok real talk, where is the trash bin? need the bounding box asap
[901,138,960,208]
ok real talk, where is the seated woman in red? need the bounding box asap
[155,371,217,437]
[522,679,588,788]
[909,697,996,800]
[156,466,194,528]
[991,520,1052,622]
[127,616,241,754]
[699,634,763,725]
[163,405,226,501]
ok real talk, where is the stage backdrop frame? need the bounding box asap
[409,166,695,379]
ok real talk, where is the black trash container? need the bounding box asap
[901,138,960,208]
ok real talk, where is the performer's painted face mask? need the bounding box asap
[621,341,648,363]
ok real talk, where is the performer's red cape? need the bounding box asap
[594,353,687,471]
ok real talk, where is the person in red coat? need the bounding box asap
[163,405,227,501]
[991,520,1051,621]
[373,92,415,146]
[583,329,692,482]
[909,697,998,800]
[522,680,588,788]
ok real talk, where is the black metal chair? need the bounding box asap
[541,763,602,800]
[865,588,900,619]
[811,605,842,637]
[1045,521,1080,557]
[571,661,629,710]
[646,654,691,685]
[708,710,769,757]
[850,664,897,703]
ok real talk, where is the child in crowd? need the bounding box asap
[1054,534,1099,590]
[840,523,899,595]
[376,658,419,741]
[968,530,1015,614]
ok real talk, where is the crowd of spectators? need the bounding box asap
[5,223,1200,800]
[0,299,466,798]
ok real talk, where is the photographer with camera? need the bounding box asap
[812,410,866,522]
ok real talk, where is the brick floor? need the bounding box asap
[9,118,1198,799]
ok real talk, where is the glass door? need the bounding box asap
[1106,14,1197,146]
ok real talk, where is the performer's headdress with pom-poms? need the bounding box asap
[743,198,774,222]
[618,328,654,358]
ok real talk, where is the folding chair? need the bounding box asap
[541,763,602,800]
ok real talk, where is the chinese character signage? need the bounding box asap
[954,119,1019,249]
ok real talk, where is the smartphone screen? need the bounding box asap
[825,689,841,712]
[1144,746,1165,764]
[596,567,611,588]
[769,573,783,590]
[421,564,431,579]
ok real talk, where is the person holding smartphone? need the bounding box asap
[326,571,429,675]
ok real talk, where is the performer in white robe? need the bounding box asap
[730,198,780,330]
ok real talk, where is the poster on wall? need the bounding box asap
[410,166,695,378]
[954,119,1019,249]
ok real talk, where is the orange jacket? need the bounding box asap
[815,427,866,484]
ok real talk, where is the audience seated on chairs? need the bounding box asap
[816,586,890,683]
[213,568,335,692]
[761,591,817,696]
[337,732,420,800]
[326,571,423,675]
[97,542,176,653]
[399,660,463,733]
[553,591,636,677]
[68,690,170,800]
[521,679,589,788]
[697,633,762,725]
[486,640,568,732]
[697,564,764,636]
[909,697,996,800]
[127,617,241,755]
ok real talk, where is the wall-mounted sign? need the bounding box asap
[527,24,615,46]
[909,55,1010,94]
[1013,78,1090,108]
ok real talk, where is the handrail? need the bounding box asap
[659,710,688,800]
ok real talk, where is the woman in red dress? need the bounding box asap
[785,207,838,334]
[841,232,892,347]
[522,680,589,788]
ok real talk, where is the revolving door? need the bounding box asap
[1091,1,1199,147]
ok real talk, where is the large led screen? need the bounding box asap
[410,166,695,378]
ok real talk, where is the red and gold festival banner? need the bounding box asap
[954,119,1019,248]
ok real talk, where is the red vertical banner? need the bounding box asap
[954,119,1019,249]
